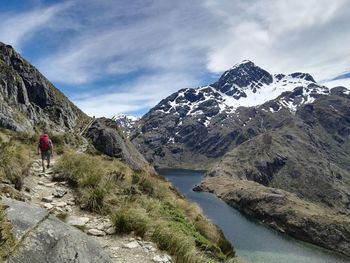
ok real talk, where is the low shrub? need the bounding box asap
[55,151,130,213]
[0,139,31,190]
[112,206,149,237]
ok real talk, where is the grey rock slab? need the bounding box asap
[7,216,113,263]
[1,197,48,240]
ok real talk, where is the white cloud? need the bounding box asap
[322,77,350,89]
[36,0,215,85]
[204,0,350,82]
[73,73,196,117]
[1,0,349,117]
[0,2,71,50]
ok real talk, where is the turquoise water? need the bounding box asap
[159,169,349,263]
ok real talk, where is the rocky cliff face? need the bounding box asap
[131,61,332,169]
[0,42,88,132]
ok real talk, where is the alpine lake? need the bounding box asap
[159,169,349,263]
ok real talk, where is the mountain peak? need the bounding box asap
[230,60,255,69]
[213,60,273,98]
[112,114,140,137]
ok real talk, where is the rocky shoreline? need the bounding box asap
[197,176,350,258]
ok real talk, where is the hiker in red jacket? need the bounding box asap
[37,131,53,173]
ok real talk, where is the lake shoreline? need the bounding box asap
[199,175,350,258]
[159,168,350,263]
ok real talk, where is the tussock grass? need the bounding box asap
[0,137,31,190]
[0,204,15,260]
[55,151,235,262]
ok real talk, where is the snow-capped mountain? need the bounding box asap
[155,61,328,118]
[112,114,140,137]
[130,60,350,169]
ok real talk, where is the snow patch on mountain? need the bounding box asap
[113,114,139,122]
[112,114,140,136]
[147,61,340,133]
[155,74,323,118]
[270,84,330,113]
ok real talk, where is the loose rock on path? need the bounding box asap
[21,158,172,263]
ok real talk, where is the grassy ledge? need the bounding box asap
[54,151,237,263]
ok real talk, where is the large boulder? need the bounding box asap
[2,198,113,263]
[86,118,155,173]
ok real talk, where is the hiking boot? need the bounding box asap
[47,164,50,169]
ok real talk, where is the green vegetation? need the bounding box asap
[55,151,236,263]
[0,203,15,260]
[0,134,31,190]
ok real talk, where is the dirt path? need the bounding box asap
[21,158,172,263]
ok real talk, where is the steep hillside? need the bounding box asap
[207,87,350,211]
[0,42,88,132]
[131,61,331,169]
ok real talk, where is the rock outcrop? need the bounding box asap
[0,42,88,132]
[2,197,113,263]
[86,118,156,173]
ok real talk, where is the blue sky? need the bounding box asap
[0,0,349,117]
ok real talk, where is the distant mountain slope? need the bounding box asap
[208,87,350,210]
[0,42,88,132]
[112,114,139,137]
[131,61,332,169]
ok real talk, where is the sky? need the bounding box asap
[0,0,349,117]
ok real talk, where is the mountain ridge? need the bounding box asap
[130,60,341,169]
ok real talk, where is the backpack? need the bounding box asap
[39,134,51,151]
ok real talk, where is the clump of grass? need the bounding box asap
[112,206,149,237]
[55,151,236,262]
[54,151,104,187]
[0,204,15,260]
[54,151,131,213]
[0,138,31,190]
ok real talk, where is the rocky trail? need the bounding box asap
[14,156,172,263]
